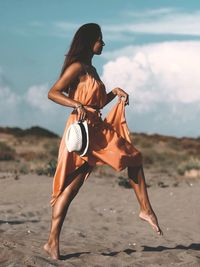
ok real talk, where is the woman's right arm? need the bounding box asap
[48,62,83,109]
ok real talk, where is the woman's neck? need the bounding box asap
[83,52,94,66]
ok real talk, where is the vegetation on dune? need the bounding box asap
[0,126,199,180]
[35,159,57,176]
[131,132,200,175]
[0,142,16,161]
[177,158,200,175]
[0,126,59,138]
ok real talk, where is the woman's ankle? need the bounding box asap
[48,236,59,246]
[140,207,154,215]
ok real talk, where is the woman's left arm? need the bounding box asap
[105,87,129,106]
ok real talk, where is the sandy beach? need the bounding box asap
[1,1,200,266]
[0,170,200,267]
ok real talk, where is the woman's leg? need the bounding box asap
[128,166,163,235]
[44,162,91,259]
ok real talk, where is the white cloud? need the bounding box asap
[0,85,21,105]
[0,69,21,107]
[25,9,200,40]
[50,21,79,38]
[101,41,200,114]
[0,71,54,114]
[123,8,175,18]
[0,68,68,133]
[29,21,44,27]
[1,35,200,137]
[54,22,78,32]
[103,10,200,36]
[24,83,54,112]
[0,69,22,126]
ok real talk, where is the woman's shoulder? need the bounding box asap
[68,62,97,77]
[61,62,86,81]
[70,61,91,76]
[68,61,83,72]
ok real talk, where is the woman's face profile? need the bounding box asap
[92,33,105,55]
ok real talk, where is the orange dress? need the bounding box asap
[50,66,142,206]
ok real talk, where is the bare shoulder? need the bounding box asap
[62,62,84,80]
[48,62,85,95]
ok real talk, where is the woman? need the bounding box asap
[44,23,163,260]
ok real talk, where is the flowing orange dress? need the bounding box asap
[50,66,143,206]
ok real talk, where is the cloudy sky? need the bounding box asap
[0,0,200,137]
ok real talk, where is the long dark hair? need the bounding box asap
[60,23,101,78]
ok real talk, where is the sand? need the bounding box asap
[0,171,200,267]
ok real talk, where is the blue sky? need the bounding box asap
[0,0,200,137]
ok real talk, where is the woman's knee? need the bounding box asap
[63,162,92,201]
[127,165,143,183]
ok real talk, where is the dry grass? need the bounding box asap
[0,126,199,181]
[130,132,200,178]
[0,141,16,161]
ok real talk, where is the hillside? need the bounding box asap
[0,126,199,185]
[0,126,59,138]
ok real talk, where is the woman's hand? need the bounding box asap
[75,104,87,122]
[112,87,129,105]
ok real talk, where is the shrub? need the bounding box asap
[117,176,131,189]
[43,142,59,157]
[0,142,16,160]
[19,164,29,174]
[177,157,200,175]
[35,159,57,176]
[143,151,179,167]
[46,159,57,176]
[50,146,59,157]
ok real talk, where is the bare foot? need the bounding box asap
[139,211,163,236]
[43,242,60,260]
